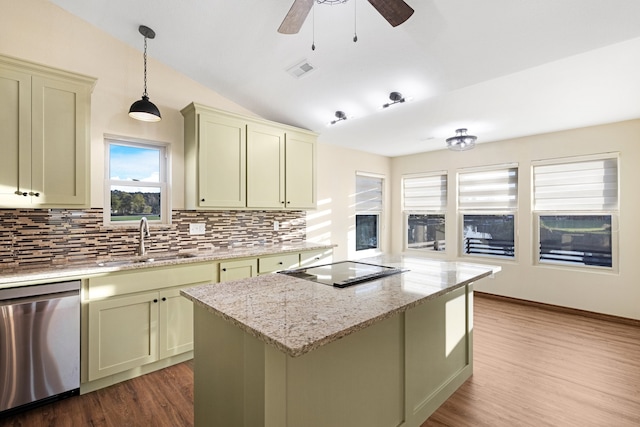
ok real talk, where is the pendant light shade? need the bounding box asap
[129,95,161,122]
[129,25,161,122]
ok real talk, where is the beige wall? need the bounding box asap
[1,0,257,209]
[307,143,392,261]
[391,120,640,319]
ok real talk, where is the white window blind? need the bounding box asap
[534,158,618,211]
[403,173,447,211]
[356,174,383,212]
[458,166,518,210]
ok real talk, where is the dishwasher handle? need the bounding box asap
[0,280,80,301]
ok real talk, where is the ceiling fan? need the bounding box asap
[278,0,414,34]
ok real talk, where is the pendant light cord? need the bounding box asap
[143,36,148,97]
[353,0,358,42]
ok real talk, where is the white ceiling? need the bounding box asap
[50,0,640,157]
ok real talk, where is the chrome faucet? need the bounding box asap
[138,217,151,256]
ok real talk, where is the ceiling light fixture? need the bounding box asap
[328,110,348,125]
[381,91,406,109]
[446,128,477,151]
[129,25,161,122]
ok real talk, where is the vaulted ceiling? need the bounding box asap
[50,0,640,156]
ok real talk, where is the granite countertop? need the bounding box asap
[181,254,500,358]
[0,242,335,287]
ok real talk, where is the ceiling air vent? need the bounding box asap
[287,60,316,78]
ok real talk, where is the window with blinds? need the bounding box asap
[533,158,618,211]
[355,174,383,252]
[402,173,447,252]
[458,166,518,211]
[458,165,518,259]
[533,155,618,269]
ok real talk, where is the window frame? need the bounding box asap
[104,135,171,226]
[532,153,619,272]
[457,163,519,261]
[401,171,448,254]
[354,172,384,256]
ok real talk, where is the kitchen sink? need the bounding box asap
[96,252,198,267]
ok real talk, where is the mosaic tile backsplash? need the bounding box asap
[0,209,306,269]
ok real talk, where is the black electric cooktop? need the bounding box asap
[279,261,406,288]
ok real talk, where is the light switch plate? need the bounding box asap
[189,223,206,235]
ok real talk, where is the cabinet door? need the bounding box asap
[285,131,316,209]
[88,292,159,381]
[159,287,194,359]
[247,123,285,208]
[0,68,31,206]
[198,113,246,208]
[31,76,89,206]
[220,258,258,282]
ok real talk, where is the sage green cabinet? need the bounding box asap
[182,103,316,210]
[0,54,94,208]
[85,263,215,382]
[219,258,258,282]
[247,124,316,210]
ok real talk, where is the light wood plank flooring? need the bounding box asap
[2,294,638,427]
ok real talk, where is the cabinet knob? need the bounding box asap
[287,201,291,204]
[201,198,205,202]
[281,201,285,204]
[153,299,158,303]
[278,261,283,265]
[29,192,40,197]
[222,268,227,272]
[15,191,27,197]
[162,297,167,302]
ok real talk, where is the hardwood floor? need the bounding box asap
[422,294,640,427]
[2,294,638,427]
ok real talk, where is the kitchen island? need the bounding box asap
[181,255,499,427]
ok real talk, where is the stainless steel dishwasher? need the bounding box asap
[0,280,80,416]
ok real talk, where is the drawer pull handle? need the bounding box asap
[29,191,40,197]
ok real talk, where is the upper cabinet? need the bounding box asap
[0,54,95,208]
[181,103,317,210]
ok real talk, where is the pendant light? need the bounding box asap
[446,128,477,151]
[129,25,161,122]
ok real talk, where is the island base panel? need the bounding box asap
[193,283,473,427]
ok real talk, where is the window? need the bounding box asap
[458,165,518,259]
[355,173,383,252]
[105,137,169,224]
[402,172,447,252]
[533,155,618,269]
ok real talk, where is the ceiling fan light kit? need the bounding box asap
[129,25,162,122]
[446,128,477,151]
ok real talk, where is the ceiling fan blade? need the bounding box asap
[278,0,314,34]
[367,0,414,27]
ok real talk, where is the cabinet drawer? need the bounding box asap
[258,253,300,274]
[300,249,332,268]
[88,262,215,299]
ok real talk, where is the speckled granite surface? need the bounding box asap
[181,255,500,358]
[0,242,334,287]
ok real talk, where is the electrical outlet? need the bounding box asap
[189,223,206,235]
[274,220,280,231]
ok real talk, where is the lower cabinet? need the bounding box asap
[219,258,258,282]
[85,262,215,383]
[87,285,195,381]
